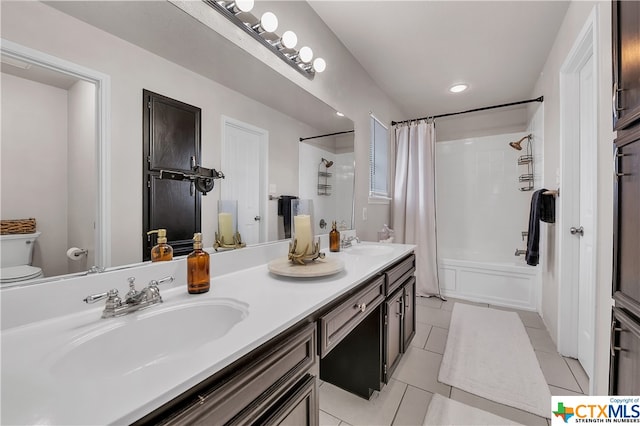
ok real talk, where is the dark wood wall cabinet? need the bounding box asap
[135,253,416,425]
[612,0,640,130]
[610,1,640,395]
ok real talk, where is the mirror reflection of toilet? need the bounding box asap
[0,232,44,285]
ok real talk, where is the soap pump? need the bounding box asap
[187,232,210,294]
[147,228,173,262]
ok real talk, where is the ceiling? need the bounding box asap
[309,1,570,120]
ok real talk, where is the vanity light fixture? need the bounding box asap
[205,0,326,79]
[449,83,468,93]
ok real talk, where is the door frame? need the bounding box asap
[1,38,112,268]
[557,6,598,388]
[221,116,269,244]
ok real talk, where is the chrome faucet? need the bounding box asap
[341,235,360,248]
[83,276,174,318]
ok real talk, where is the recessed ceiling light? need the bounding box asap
[449,84,468,93]
[336,111,345,117]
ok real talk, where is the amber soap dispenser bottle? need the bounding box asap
[147,228,173,261]
[187,233,210,294]
[329,221,340,252]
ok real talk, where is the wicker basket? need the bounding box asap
[1,218,37,235]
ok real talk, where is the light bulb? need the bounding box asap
[299,46,313,63]
[260,12,278,33]
[313,57,326,73]
[281,30,297,49]
[235,0,253,12]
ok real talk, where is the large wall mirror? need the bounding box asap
[0,1,354,286]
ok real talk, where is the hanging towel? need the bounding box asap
[277,195,298,238]
[526,189,547,266]
[540,192,556,223]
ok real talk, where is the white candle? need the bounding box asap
[293,214,312,254]
[218,212,234,243]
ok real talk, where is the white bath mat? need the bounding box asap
[438,303,551,418]
[423,394,524,425]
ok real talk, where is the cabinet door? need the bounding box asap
[260,375,318,426]
[613,137,640,312]
[384,288,403,383]
[613,0,640,130]
[609,308,640,395]
[402,278,416,351]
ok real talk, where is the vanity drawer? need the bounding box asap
[159,323,316,426]
[318,275,385,358]
[385,254,415,296]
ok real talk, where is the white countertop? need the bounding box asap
[1,241,415,425]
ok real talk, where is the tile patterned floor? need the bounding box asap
[319,297,590,426]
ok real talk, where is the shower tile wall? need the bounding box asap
[299,142,354,235]
[436,132,532,262]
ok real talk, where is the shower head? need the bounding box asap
[509,140,523,151]
[320,158,334,168]
[508,135,531,151]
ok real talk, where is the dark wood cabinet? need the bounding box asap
[383,277,416,383]
[613,0,640,130]
[611,2,640,393]
[402,278,416,350]
[384,287,403,382]
[135,323,317,425]
[609,307,640,395]
[613,134,640,318]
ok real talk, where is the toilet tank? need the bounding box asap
[0,232,41,268]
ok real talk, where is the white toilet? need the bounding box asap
[0,232,44,285]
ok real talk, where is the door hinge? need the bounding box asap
[147,155,151,164]
[147,177,151,188]
[384,314,388,326]
[147,101,152,109]
[383,364,387,375]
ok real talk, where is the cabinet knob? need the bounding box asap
[355,302,366,313]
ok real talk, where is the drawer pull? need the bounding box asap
[355,303,367,313]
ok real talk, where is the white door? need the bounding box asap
[222,118,268,245]
[576,54,596,378]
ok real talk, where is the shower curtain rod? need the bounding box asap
[391,96,544,126]
[299,129,354,142]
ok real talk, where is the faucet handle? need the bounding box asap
[148,276,174,287]
[83,288,119,304]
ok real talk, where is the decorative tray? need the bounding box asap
[267,257,344,278]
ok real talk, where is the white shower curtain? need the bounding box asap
[392,121,440,297]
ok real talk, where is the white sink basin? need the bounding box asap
[345,244,394,257]
[49,299,248,379]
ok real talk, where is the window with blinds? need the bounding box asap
[370,114,390,199]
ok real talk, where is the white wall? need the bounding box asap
[436,132,532,263]
[0,73,68,277]
[67,80,96,273]
[530,0,613,394]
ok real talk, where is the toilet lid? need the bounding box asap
[0,265,43,283]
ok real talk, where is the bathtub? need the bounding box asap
[438,253,539,311]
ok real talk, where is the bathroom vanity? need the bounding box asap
[0,239,415,425]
